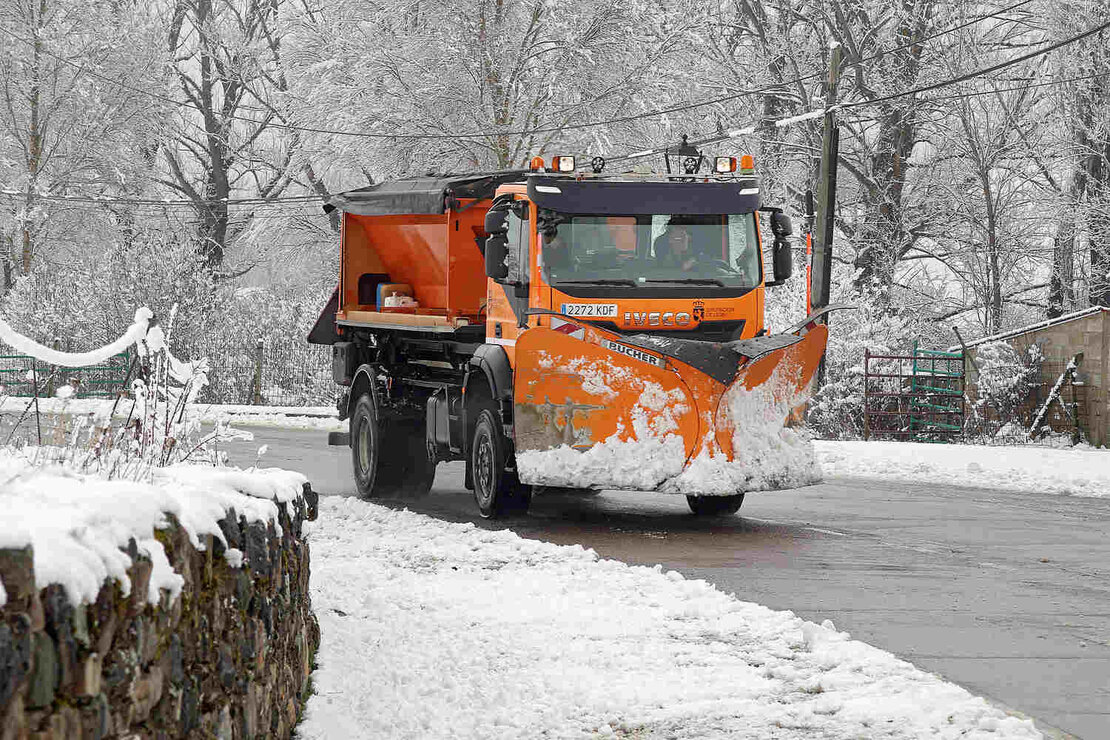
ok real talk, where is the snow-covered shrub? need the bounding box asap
[763,250,808,332]
[194,278,335,406]
[1,223,335,406]
[2,229,217,351]
[0,307,248,479]
[967,341,1042,440]
[804,292,938,439]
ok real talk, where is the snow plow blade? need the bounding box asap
[512,317,828,494]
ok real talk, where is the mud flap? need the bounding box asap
[512,327,699,490]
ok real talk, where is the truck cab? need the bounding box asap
[480,173,792,353]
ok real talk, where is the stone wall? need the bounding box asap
[0,485,320,739]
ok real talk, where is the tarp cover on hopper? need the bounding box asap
[326,171,527,216]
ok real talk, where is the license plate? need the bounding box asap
[560,303,618,318]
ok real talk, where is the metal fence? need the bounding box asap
[863,345,1094,445]
[199,340,335,407]
[0,352,131,398]
[965,358,1088,445]
[0,342,335,408]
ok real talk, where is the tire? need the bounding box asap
[350,394,435,499]
[686,494,745,516]
[470,404,530,518]
[350,393,382,498]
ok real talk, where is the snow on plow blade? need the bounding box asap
[513,320,828,494]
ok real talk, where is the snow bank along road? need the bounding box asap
[298,497,1038,739]
[214,427,1110,739]
[816,440,1110,500]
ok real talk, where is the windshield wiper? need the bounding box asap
[644,278,726,286]
[555,278,638,286]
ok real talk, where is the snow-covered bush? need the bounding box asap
[0,306,249,479]
[967,341,1042,440]
[803,292,939,439]
[1,223,335,406]
[195,279,335,406]
[2,229,217,352]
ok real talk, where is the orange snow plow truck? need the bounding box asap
[309,157,830,517]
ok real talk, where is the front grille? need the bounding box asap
[592,319,746,343]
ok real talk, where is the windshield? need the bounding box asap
[538,212,761,289]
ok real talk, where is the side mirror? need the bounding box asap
[770,212,793,238]
[484,208,508,235]
[485,234,508,280]
[772,239,793,282]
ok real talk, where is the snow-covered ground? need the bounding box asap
[0,397,343,430]
[816,440,1110,499]
[299,496,1040,739]
[5,397,1107,498]
[0,447,306,607]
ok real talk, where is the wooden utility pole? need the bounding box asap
[811,43,842,390]
[810,42,842,315]
[805,189,815,316]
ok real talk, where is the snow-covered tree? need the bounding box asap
[0,0,163,284]
[283,0,702,183]
[1045,0,1110,312]
[968,340,1042,438]
[160,0,304,271]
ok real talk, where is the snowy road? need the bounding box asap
[220,427,1108,738]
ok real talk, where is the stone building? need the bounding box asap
[955,307,1109,447]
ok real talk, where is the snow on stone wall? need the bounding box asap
[0,463,319,739]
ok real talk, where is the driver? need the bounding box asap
[655,222,698,271]
[541,227,572,272]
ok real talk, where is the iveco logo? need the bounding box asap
[624,311,692,327]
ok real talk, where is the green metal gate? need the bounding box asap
[864,345,965,441]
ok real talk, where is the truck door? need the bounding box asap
[485,198,529,362]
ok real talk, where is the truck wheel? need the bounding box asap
[686,494,745,516]
[471,405,530,518]
[351,395,435,499]
[351,393,382,498]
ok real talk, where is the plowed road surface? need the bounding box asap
[228,427,1110,739]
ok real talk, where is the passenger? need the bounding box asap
[655,223,698,271]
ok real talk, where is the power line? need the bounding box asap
[1,3,1096,210]
[605,42,1108,170]
[891,69,1110,105]
[738,21,1110,133]
[6,57,1104,212]
[10,62,1106,211]
[860,0,1035,56]
[0,189,324,207]
[0,0,1038,142]
[840,19,1110,110]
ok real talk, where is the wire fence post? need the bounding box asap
[46,339,61,397]
[251,339,264,405]
[31,360,42,446]
[863,349,871,441]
